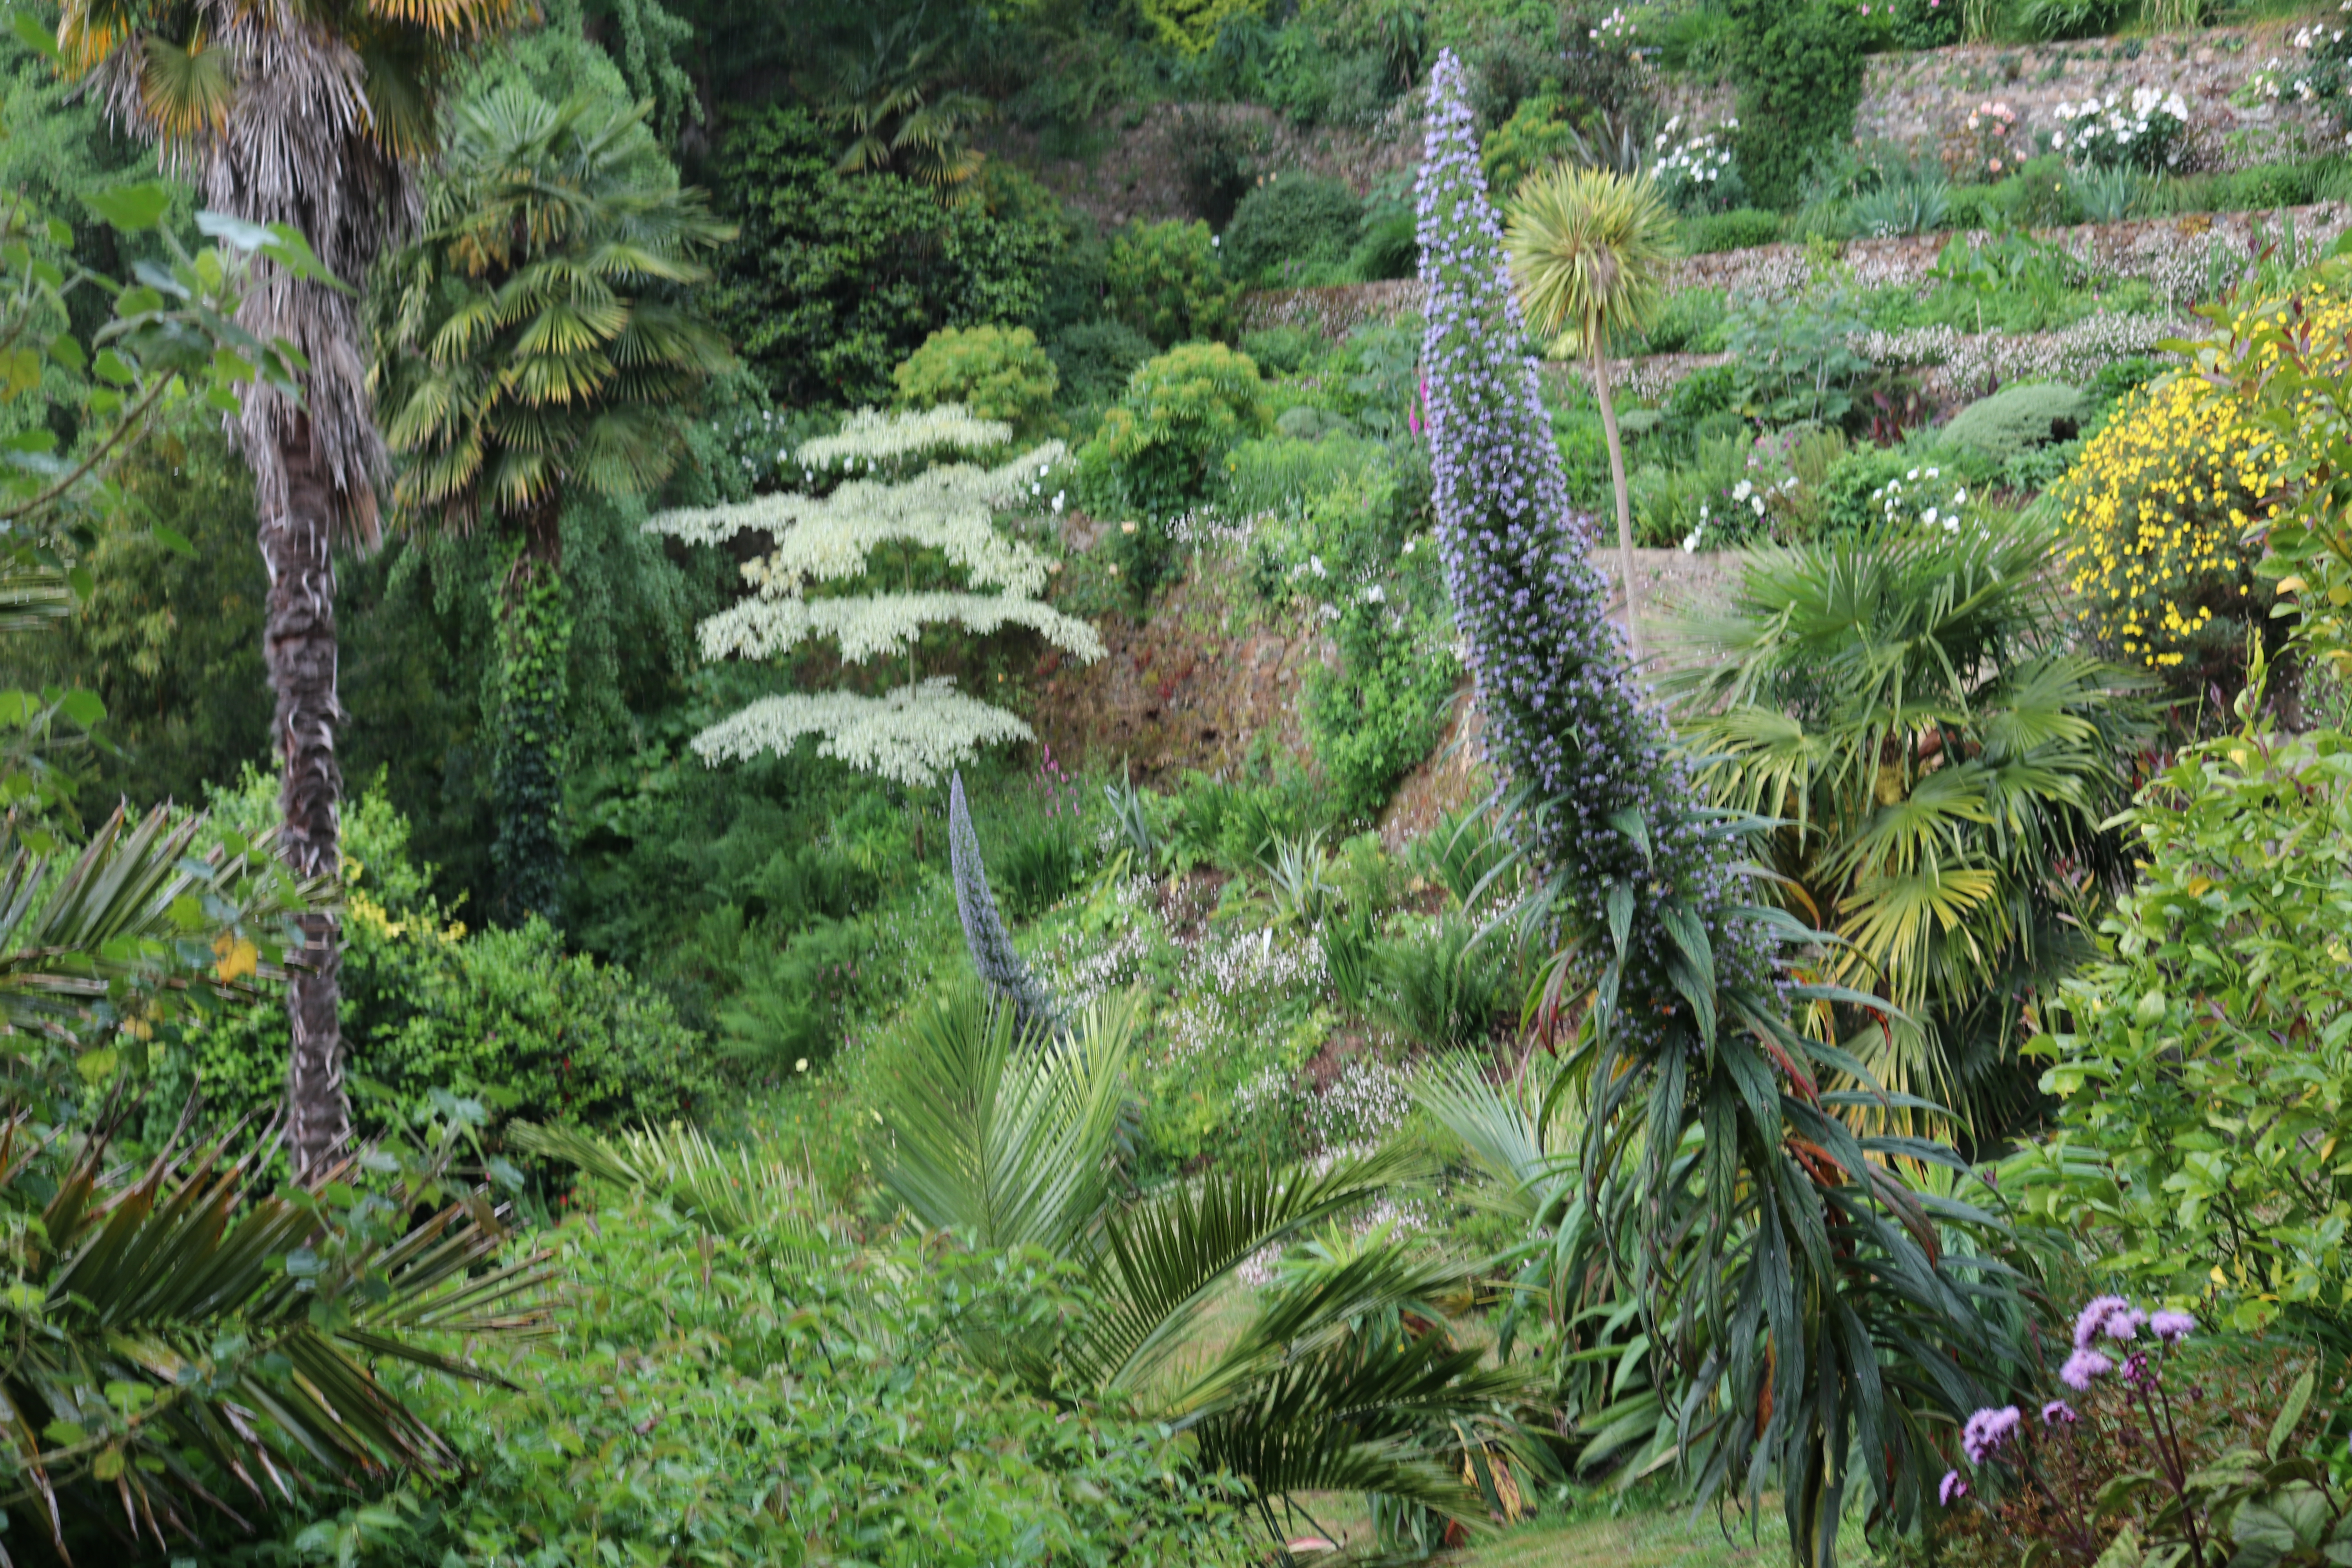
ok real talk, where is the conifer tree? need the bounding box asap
[646,406,1102,789]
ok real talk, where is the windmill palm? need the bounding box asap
[1661,513,2151,1142]
[53,0,528,1178]
[1504,165,1677,662]
[370,86,734,921]
[818,5,989,189]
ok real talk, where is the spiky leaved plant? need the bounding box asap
[1504,164,1677,661]
[1417,50,2018,1567]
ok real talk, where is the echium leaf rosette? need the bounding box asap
[1416,51,2018,1568]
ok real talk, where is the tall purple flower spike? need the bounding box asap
[1414,50,1764,1048]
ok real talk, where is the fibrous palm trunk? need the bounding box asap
[194,21,408,1178]
[266,415,349,1176]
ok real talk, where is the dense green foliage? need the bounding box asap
[1079,341,1271,593]
[707,105,1056,404]
[1725,1,1868,210]
[1105,218,1241,348]
[893,323,1062,434]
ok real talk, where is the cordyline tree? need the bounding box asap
[1415,50,2022,1566]
[54,0,527,1177]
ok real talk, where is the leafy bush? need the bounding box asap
[1240,325,1326,376]
[1639,287,1727,354]
[1105,219,1241,348]
[2006,724,2352,1329]
[258,1191,1257,1565]
[2020,0,2129,43]
[707,105,1056,405]
[1725,1,1867,209]
[1171,106,1267,227]
[1849,175,1950,238]
[1164,759,1336,871]
[1678,205,1781,252]
[1047,318,1155,409]
[1223,172,1363,285]
[1223,431,1385,518]
[1370,916,1508,1049]
[1941,382,2087,466]
[1481,93,1582,199]
[1347,174,1420,280]
[1077,342,1271,597]
[1817,443,1923,535]
[154,777,722,1139]
[1727,290,1868,425]
[892,324,1060,435]
[2058,374,2282,687]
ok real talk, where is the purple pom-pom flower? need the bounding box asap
[1962,1406,2023,1464]
[2150,1310,2194,1343]
[2074,1295,2132,1349]
[1940,1470,1969,1506]
[2042,1399,2078,1425]
[2061,1349,2113,1390]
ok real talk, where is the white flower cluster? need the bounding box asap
[1039,909,1155,1010]
[649,444,1066,595]
[691,681,1035,790]
[697,590,1103,666]
[1871,465,1984,541]
[797,403,1012,476]
[1846,310,2187,390]
[2053,88,2189,171]
[1588,6,1635,47]
[1304,1057,1412,1153]
[1651,115,1738,206]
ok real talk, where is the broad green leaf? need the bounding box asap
[84,183,171,232]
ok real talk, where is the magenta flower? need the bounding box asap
[2042,1399,2078,1425]
[2060,1349,2113,1390]
[1962,1406,2022,1464]
[1940,1470,1969,1506]
[2074,1295,2132,1349]
[2150,1310,2194,1343]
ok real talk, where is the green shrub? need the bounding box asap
[1165,759,1336,871]
[1940,382,2088,465]
[2005,725,2352,1331]
[1678,206,1781,253]
[151,773,724,1141]
[1077,343,1272,598]
[1725,1,1866,209]
[1223,172,1364,285]
[1223,431,1386,518]
[252,1197,1255,1564]
[2018,0,2128,41]
[707,105,1057,405]
[1047,318,1154,409]
[1106,220,1241,347]
[1370,915,1508,1048]
[891,324,1060,435]
[1241,325,1327,376]
[1817,444,1921,535]
[1481,93,1581,200]
[1639,287,1728,354]
[1347,178,1419,281]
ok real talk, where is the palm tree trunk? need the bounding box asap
[263,418,348,1180]
[492,496,569,924]
[1590,340,1642,664]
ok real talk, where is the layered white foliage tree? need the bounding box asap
[646,407,1103,787]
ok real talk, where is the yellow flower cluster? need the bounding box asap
[2061,282,2352,675]
[2059,374,2277,671]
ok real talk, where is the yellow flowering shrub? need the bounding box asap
[2065,279,2352,693]
[2058,373,2283,684]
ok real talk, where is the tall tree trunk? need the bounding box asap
[265,416,348,1179]
[492,495,569,924]
[1591,339,1642,664]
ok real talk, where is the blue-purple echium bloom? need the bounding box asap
[1415,51,1766,1047]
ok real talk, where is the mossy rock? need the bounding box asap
[1940,383,2087,466]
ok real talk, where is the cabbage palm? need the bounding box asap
[371,86,733,920]
[1662,513,2151,1142]
[53,0,528,1178]
[1504,165,1677,661]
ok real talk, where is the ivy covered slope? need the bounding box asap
[1417,48,2017,1566]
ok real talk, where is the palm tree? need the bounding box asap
[54,0,528,1179]
[1504,165,1676,662]
[817,4,989,189]
[370,86,733,921]
[1661,512,2151,1143]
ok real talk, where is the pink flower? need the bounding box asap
[1963,1406,2022,1463]
[2043,1399,2078,1424]
[2061,1349,2113,1391]
[1940,1470,1969,1506]
[2151,1310,2195,1343]
[2074,1295,2132,1349]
